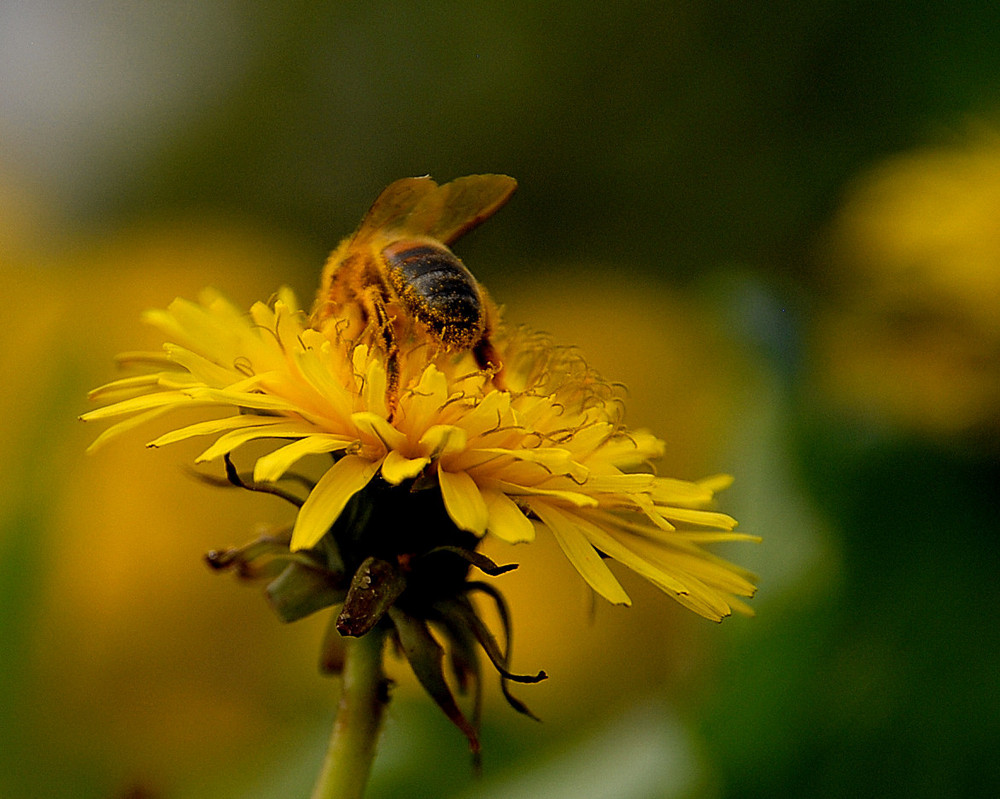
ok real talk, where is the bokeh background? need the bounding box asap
[3,3,999,798]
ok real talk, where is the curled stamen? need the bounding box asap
[233,356,255,377]
[438,392,475,411]
[249,321,283,350]
[332,315,352,338]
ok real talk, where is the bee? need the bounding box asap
[311,174,516,408]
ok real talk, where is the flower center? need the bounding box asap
[331,475,480,611]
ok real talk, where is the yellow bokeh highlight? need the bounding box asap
[4,175,753,792]
[5,211,335,791]
[815,131,1000,436]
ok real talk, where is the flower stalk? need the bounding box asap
[311,625,390,799]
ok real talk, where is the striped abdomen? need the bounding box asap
[382,240,485,350]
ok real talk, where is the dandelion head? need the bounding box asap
[82,177,758,752]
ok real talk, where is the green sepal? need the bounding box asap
[441,587,546,721]
[204,532,296,580]
[388,607,480,755]
[266,561,347,623]
[437,595,545,685]
[438,611,484,740]
[422,546,518,576]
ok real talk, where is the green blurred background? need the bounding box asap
[3,3,999,797]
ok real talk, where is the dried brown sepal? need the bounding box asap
[336,557,407,637]
[204,531,297,580]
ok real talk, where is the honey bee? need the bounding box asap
[311,174,516,407]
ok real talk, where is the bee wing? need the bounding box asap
[419,174,518,245]
[352,176,439,242]
[352,174,516,244]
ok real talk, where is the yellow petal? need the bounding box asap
[274,286,300,311]
[672,531,762,544]
[194,423,314,463]
[482,488,535,544]
[472,446,589,482]
[87,372,168,400]
[162,344,238,386]
[698,473,734,493]
[656,505,738,530]
[593,429,665,467]
[381,449,430,485]
[528,500,631,606]
[348,344,388,417]
[248,298,280,330]
[438,468,488,535]
[399,364,449,433]
[291,455,381,550]
[569,510,691,596]
[84,406,177,453]
[351,343,371,375]
[419,424,468,457]
[453,389,510,438]
[147,416,306,448]
[295,346,355,420]
[569,510,737,621]
[651,477,716,506]
[351,411,407,451]
[564,422,615,455]
[622,531,758,596]
[360,355,388,418]
[80,390,201,420]
[253,434,357,482]
[496,479,598,507]
[578,473,654,494]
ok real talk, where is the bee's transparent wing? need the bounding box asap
[352,176,438,241]
[354,174,516,244]
[419,174,517,245]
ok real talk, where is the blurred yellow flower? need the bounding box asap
[83,288,757,620]
[817,132,1000,435]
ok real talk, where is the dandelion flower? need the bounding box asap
[82,176,758,772]
[83,286,757,621]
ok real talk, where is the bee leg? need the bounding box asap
[362,287,401,416]
[473,337,505,390]
[383,342,401,419]
[474,291,506,389]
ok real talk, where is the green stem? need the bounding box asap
[310,626,390,799]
